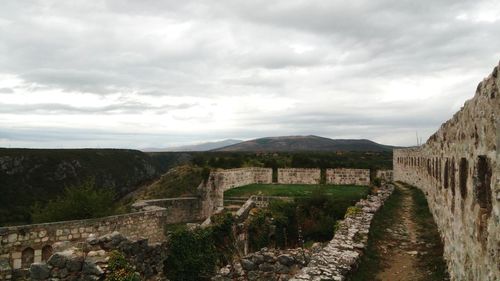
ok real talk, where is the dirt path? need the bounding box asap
[349,183,449,281]
[375,183,424,281]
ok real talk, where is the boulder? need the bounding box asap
[29,263,50,280]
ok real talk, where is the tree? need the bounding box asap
[31,180,116,223]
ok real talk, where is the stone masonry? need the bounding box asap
[376,170,394,182]
[201,168,273,216]
[326,168,370,186]
[394,62,500,281]
[0,197,201,275]
[277,168,321,184]
[291,184,394,280]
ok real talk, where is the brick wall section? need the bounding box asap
[394,63,500,281]
[277,168,321,184]
[326,168,370,185]
[0,197,201,271]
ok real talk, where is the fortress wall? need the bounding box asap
[326,168,370,186]
[0,197,201,270]
[376,170,394,182]
[211,167,273,191]
[277,168,321,184]
[201,168,273,215]
[394,63,500,281]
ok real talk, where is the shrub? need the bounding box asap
[164,228,217,281]
[106,251,140,281]
[31,180,116,223]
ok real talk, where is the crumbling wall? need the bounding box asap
[277,168,320,184]
[0,197,201,272]
[291,184,394,280]
[376,170,394,182]
[394,62,500,281]
[326,168,370,185]
[201,168,273,217]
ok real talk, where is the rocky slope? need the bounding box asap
[0,148,188,226]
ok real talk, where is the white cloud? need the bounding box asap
[0,0,499,148]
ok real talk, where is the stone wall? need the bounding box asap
[211,168,273,191]
[0,197,201,272]
[291,184,394,280]
[201,168,273,216]
[277,168,321,184]
[326,168,370,186]
[213,247,313,281]
[376,169,394,182]
[393,63,500,281]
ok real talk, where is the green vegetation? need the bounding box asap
[348,187,403,281]
[105,250,140,281]
[135,165,204,200]
[409,185,449,280]
[247,187,370,250]
[189,151,392,170]
[225,184,369,199]
[31,181,117,223]
[1,148,390,226]
[0,148,188,226]
[164,212,235,281]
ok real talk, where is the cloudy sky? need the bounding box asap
[0,0,499,149]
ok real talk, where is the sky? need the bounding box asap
[0,0,499,149]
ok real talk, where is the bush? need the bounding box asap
[31,180,116,223]
[105,251,140,281]
[164,228,217,281]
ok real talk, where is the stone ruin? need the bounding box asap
[394,62,500,281]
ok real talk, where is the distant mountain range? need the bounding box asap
[143,139,243,152]
[214,135,395,152]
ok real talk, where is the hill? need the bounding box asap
[142,139,242,152]
[214,135,394,152]
[0,148,189,226]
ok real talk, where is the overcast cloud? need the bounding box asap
[0,0,499,148]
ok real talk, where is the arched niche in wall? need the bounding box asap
[42,245,53,262]
[21,247,34,268]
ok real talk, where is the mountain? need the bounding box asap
[214,135,394,152]
[143,139,242,152]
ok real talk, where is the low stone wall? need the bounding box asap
[213,247,313,281]
[131,197,202,223]
[326,168,370,186]
[0,197,201,272]
[28,231,167,281]
[291,184,394,280]
[376,169,393,182]
[394,63,500,281]
[277,168,321,184]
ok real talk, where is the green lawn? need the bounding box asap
[224,184,369,200]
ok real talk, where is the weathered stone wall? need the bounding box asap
[291,184,394,280]
[211,168,273,191]
[326,168,370,186]
[201,168,273,216]
[394,63,500,281]
[376,169,394,182]
[0,197,201,272]
[213,247,313,281]
[277,168,321,184]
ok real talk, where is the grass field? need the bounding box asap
[224,184,369,200]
